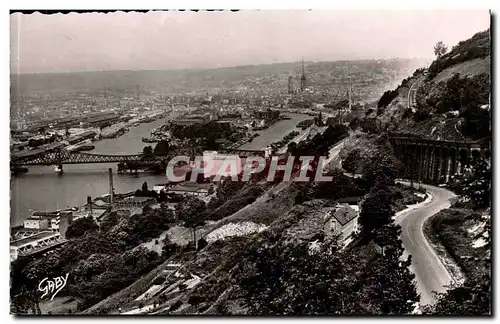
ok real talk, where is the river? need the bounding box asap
[10,113,311,227]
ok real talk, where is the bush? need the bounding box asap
[169,300,182,311]
[426,29,490,80]
[65,217,99,239]
[197,238,208,250]
[377,89,398,109]
[188,294,206,305]
[152,276,166,285]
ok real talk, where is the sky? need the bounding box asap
[10,10,491,74]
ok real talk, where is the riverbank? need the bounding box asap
[10,118,171,227]
[10,113,304,227]
[238,113,310,150]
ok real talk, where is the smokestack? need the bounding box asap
[108,168,114,204]
[87,196,92,217]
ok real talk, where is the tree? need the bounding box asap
[197,238,208,250]
[287,141,298,155]
[159,190,167,202]
[423,277,491,315]
[235,241,350,315]
[141,181,149,195]
[378,90,398,109]
[362,152,399,186]
[234,238,419,315]
[434,41,448,58]
[176,197,206,245]
[359,183,394,239]
[100,211,120,233]
[462,157,491,210]
[143,146,153,156]
[162,235,179,258]
[342,149,360,176]
[360,248,419,314]
[154,141,170,155]
[65,217,99,239]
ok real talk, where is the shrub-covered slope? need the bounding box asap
[376,29,491,141]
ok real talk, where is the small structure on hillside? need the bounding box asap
[323,204,359,246]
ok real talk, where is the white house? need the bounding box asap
[23,217,50,230]
[323,204,359,247]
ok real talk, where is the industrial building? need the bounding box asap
[10,231,67,262]
[66,130,97,145]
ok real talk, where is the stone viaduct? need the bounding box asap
[389,134,491,184]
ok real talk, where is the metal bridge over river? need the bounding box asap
[10,146,266,168]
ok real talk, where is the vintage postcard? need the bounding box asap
[9,10,491,316]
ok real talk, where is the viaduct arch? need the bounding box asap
[389,135,491,184]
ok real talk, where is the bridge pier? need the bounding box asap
[459,149,469,174]
[449,148,457,176]
[431,147,440,183]
[427,147,435,182]
[410,144,418,180]
[440,147,449,184]
[420,145,428,182]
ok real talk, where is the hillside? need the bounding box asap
[10,58,427,104]
[375,29,491,141]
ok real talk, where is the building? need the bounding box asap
[84,112,120,128]
[201,151,244,179]
[10,231,67,261]
[166,182,214,198]
[254,109,280,120]
[153,183,170,194]
[66,130,97,145]
[215,120,232,131]
[323,204,359,246]
[23,217,50,230]
[326,116,341,126]
[171,118,205,126]
[59,211,73,238]
[115,196,156,209]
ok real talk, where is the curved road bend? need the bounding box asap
[395,183,457,305]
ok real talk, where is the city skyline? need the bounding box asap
[10,10,490,74]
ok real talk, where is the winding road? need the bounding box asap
[395,183,457,305]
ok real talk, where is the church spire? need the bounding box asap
[300,57,307,92]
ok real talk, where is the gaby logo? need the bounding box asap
[38,273,69,300]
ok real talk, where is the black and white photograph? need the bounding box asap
[9,9,491,316]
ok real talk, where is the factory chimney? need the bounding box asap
[108,168,114,205]
[86,196,93,218]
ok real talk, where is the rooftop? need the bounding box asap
[123,196,155,203]
[168,182,212,193]
[10,231,61,247]
[11,142,65,159]
[328,204,358,226]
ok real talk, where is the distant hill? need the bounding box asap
[10,58,428,99]
[376,29,491,141]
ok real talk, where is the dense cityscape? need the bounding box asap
[9,11,491,317]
